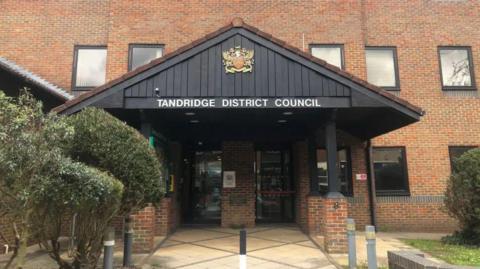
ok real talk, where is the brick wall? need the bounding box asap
[1,0,477,236]
[221,141,255,228]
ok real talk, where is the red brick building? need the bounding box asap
[1,1,479,254]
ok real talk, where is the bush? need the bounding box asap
[31,157,123,269]
[0,90,74,268]
[64,107,164,215]
[444,148,480,245]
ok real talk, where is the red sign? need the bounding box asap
[356,173,367,181]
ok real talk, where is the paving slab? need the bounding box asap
[144,225,334,269]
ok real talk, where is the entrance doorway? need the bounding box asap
[255,150,295,222]
[187,151,222,224]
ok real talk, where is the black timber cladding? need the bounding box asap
[124,34,351,98]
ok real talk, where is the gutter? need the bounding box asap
[365,140,377,228]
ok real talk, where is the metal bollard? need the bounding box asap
[239,229,247,269]
[103,227,115,269]
[346,218,357,269]
[123,216,133,267]
[365,225,377,269]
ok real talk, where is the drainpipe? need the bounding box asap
[365,140,377,228]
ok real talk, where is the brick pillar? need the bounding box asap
[322,197,348,253]
[307,195,323,234]
[155,198,171,236]
[221,141,255,228]
[294,141,310,232]
[131,205,156,253]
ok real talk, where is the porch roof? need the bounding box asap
[53,18,424,140]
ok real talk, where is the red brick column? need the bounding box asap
[131,205,156,253]
[221,141,255,228]
[155,198,171,236]
[307,195,324,235]
[294,141,310,232]
[322,197,348,253]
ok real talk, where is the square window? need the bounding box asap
[439,47,475,90]
[449,146,477,171]
[129,44,164,71]
[373,147,409,196]
[365,47,399,89]
[316,148,352,196]
[310,45,344,69]
[73,46,107,90]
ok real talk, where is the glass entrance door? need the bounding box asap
[256,150,294,222]
[191,151,222,223]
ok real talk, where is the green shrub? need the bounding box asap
[0,90,74,268]
[32,157,123,269]
[64,107,164,215]
[444,148,480,245]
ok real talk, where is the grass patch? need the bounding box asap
[401,239,480,266]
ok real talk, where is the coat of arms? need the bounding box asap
[222,46,254,73]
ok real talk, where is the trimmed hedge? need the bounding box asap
[444,148,480,245]
[64,107,164,215]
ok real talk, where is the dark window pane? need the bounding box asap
[131,46,163,70]
[311,46,342,69]
[75,48,107,87]
[440,49,473,87]
[373,147,408,195]
[365,48,397,87]
[316,148,352,195]
[449,146,476,171]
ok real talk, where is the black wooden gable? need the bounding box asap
[124,34,351,98]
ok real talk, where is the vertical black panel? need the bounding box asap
[173,64,182,97]
[288,61,295,96]
[275,54,288,96]
[166,67,174,96]
[214,45,222,96]
[234,35,242,96]
[181,61,188,97]
[188,54,201,96]
[157,71,167,97]
[322,77,329,97]
[207,46,216,96]
[125,87,132,97]
[301,66,310,96]
[200,50,209,96]
[139,80,147,97]
[294,63,302,96]
[267,49,276,96]
[221,37,235,96]
[328,79,336,96]
[254,44,268,96]
[241,36,254,96]
[146,78,154,97]
[309,72,323,96]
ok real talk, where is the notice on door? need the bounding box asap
[223,171,236,188]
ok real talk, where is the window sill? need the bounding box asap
[442,87,477,91]
[375,191,410,197]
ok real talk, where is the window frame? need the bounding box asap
[438,46,476,91]
[448,145,477,171]
[372,146,410,196]
[71,45,107,92]
[365,46,401,91]
[316,146,353,196]
[309,44,345,70]
[128,43,165,71]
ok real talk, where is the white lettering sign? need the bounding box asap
[156,98,323,108]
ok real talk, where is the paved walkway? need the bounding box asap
[143,224,336,269]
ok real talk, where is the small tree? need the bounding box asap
[64,108,164,216]
[31,157,123,269]
[0,90,73,268]
[444,148,480,245]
